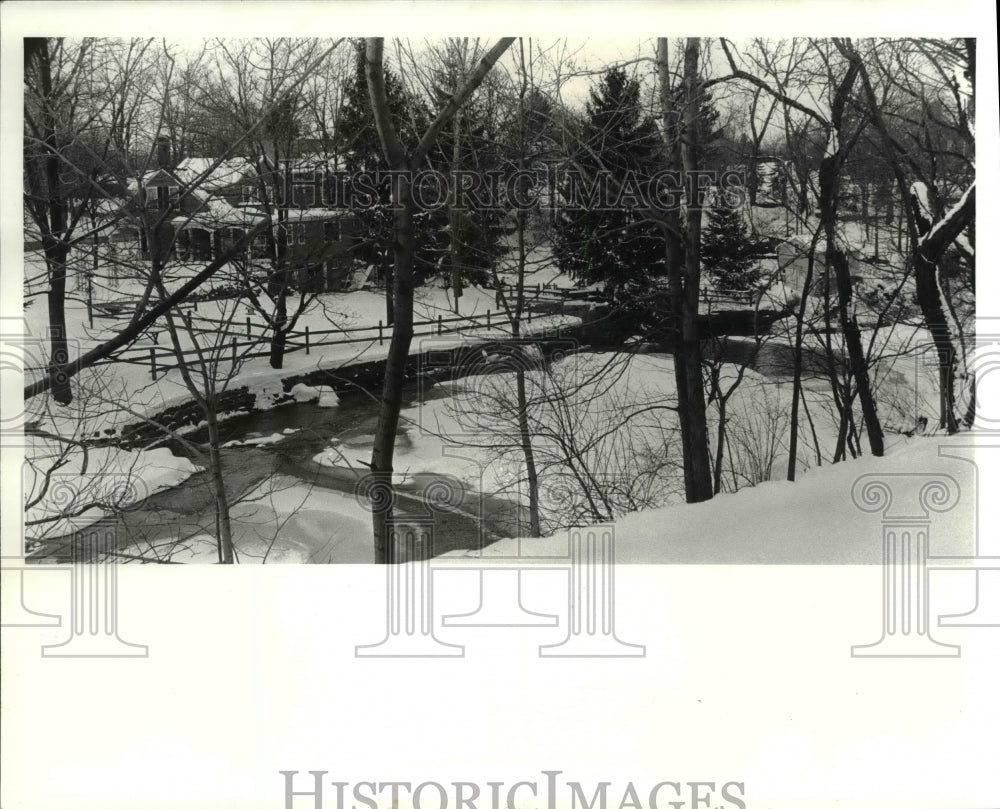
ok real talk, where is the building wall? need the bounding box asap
[280,213,361,292]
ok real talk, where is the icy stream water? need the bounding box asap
[41,382,528,563]
[36,341,805,563]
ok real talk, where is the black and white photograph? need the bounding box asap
[2,3,998,808]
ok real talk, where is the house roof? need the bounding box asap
[174,157,255,193]
[283,207,349,222]
[126,168,178,193]
[172,198,265,230]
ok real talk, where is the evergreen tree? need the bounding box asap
[553,67,664,301]
[335,42,448,288]
[701,192,760,293]
[428,53,512,289]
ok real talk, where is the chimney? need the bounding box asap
[155,136,171,169]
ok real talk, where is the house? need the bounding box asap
[278,207,360,292]
[171,199,267,264]
[122,136,236,263]
[121,138,360,292]
[173,156,258,208]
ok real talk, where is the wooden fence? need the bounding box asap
[101,294,572,381]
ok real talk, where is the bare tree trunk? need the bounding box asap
[658,39,696,501]
[911,186,975,433]
[915,254,958,432]
[45,243,72,405]
[677,37,714,502]
[511,39,540,536]
[817,46,884,457]
[153,241,236,564]
[516,365,541,535]
[364,37,515,562]
[713,396,727,495]
[31,39,74,405]
[824,219,883,456]
[786,230,822,480]
[513,196,540,536]
[269,142,290,369]
[205,405,235,563]
[369,172,416,563]
[663,229,696,496]
[852,56,974,434]
[383,261,395,328]
[269,289,288,369]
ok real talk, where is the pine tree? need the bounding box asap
[670,85,724,171]
[701,193,760,293]
[335,42,448,288]
[428,52,511,289]
[553,67,664,301]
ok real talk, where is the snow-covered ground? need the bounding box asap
[19,229,955,565]
[93,429,975,567]
[20,250,580,540]
[21,306,945,563]
[286,343,945,566]
[450,433,975,564]
[113,429,974,566]
[22,250,580,439]
[23,443,203,544]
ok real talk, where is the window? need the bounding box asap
[284,224,307,247]
[150,186,175,211]
[241,184,257,205]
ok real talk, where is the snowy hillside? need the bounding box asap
[449,434,976,565]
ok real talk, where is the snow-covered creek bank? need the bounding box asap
[30,333,896,564]
[33,381,528,564]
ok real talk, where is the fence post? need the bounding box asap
[305,325,311,356]
[149,347,157,380]
[437,315,443,335]
[378,320,383,346]
[246,316,252,338]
